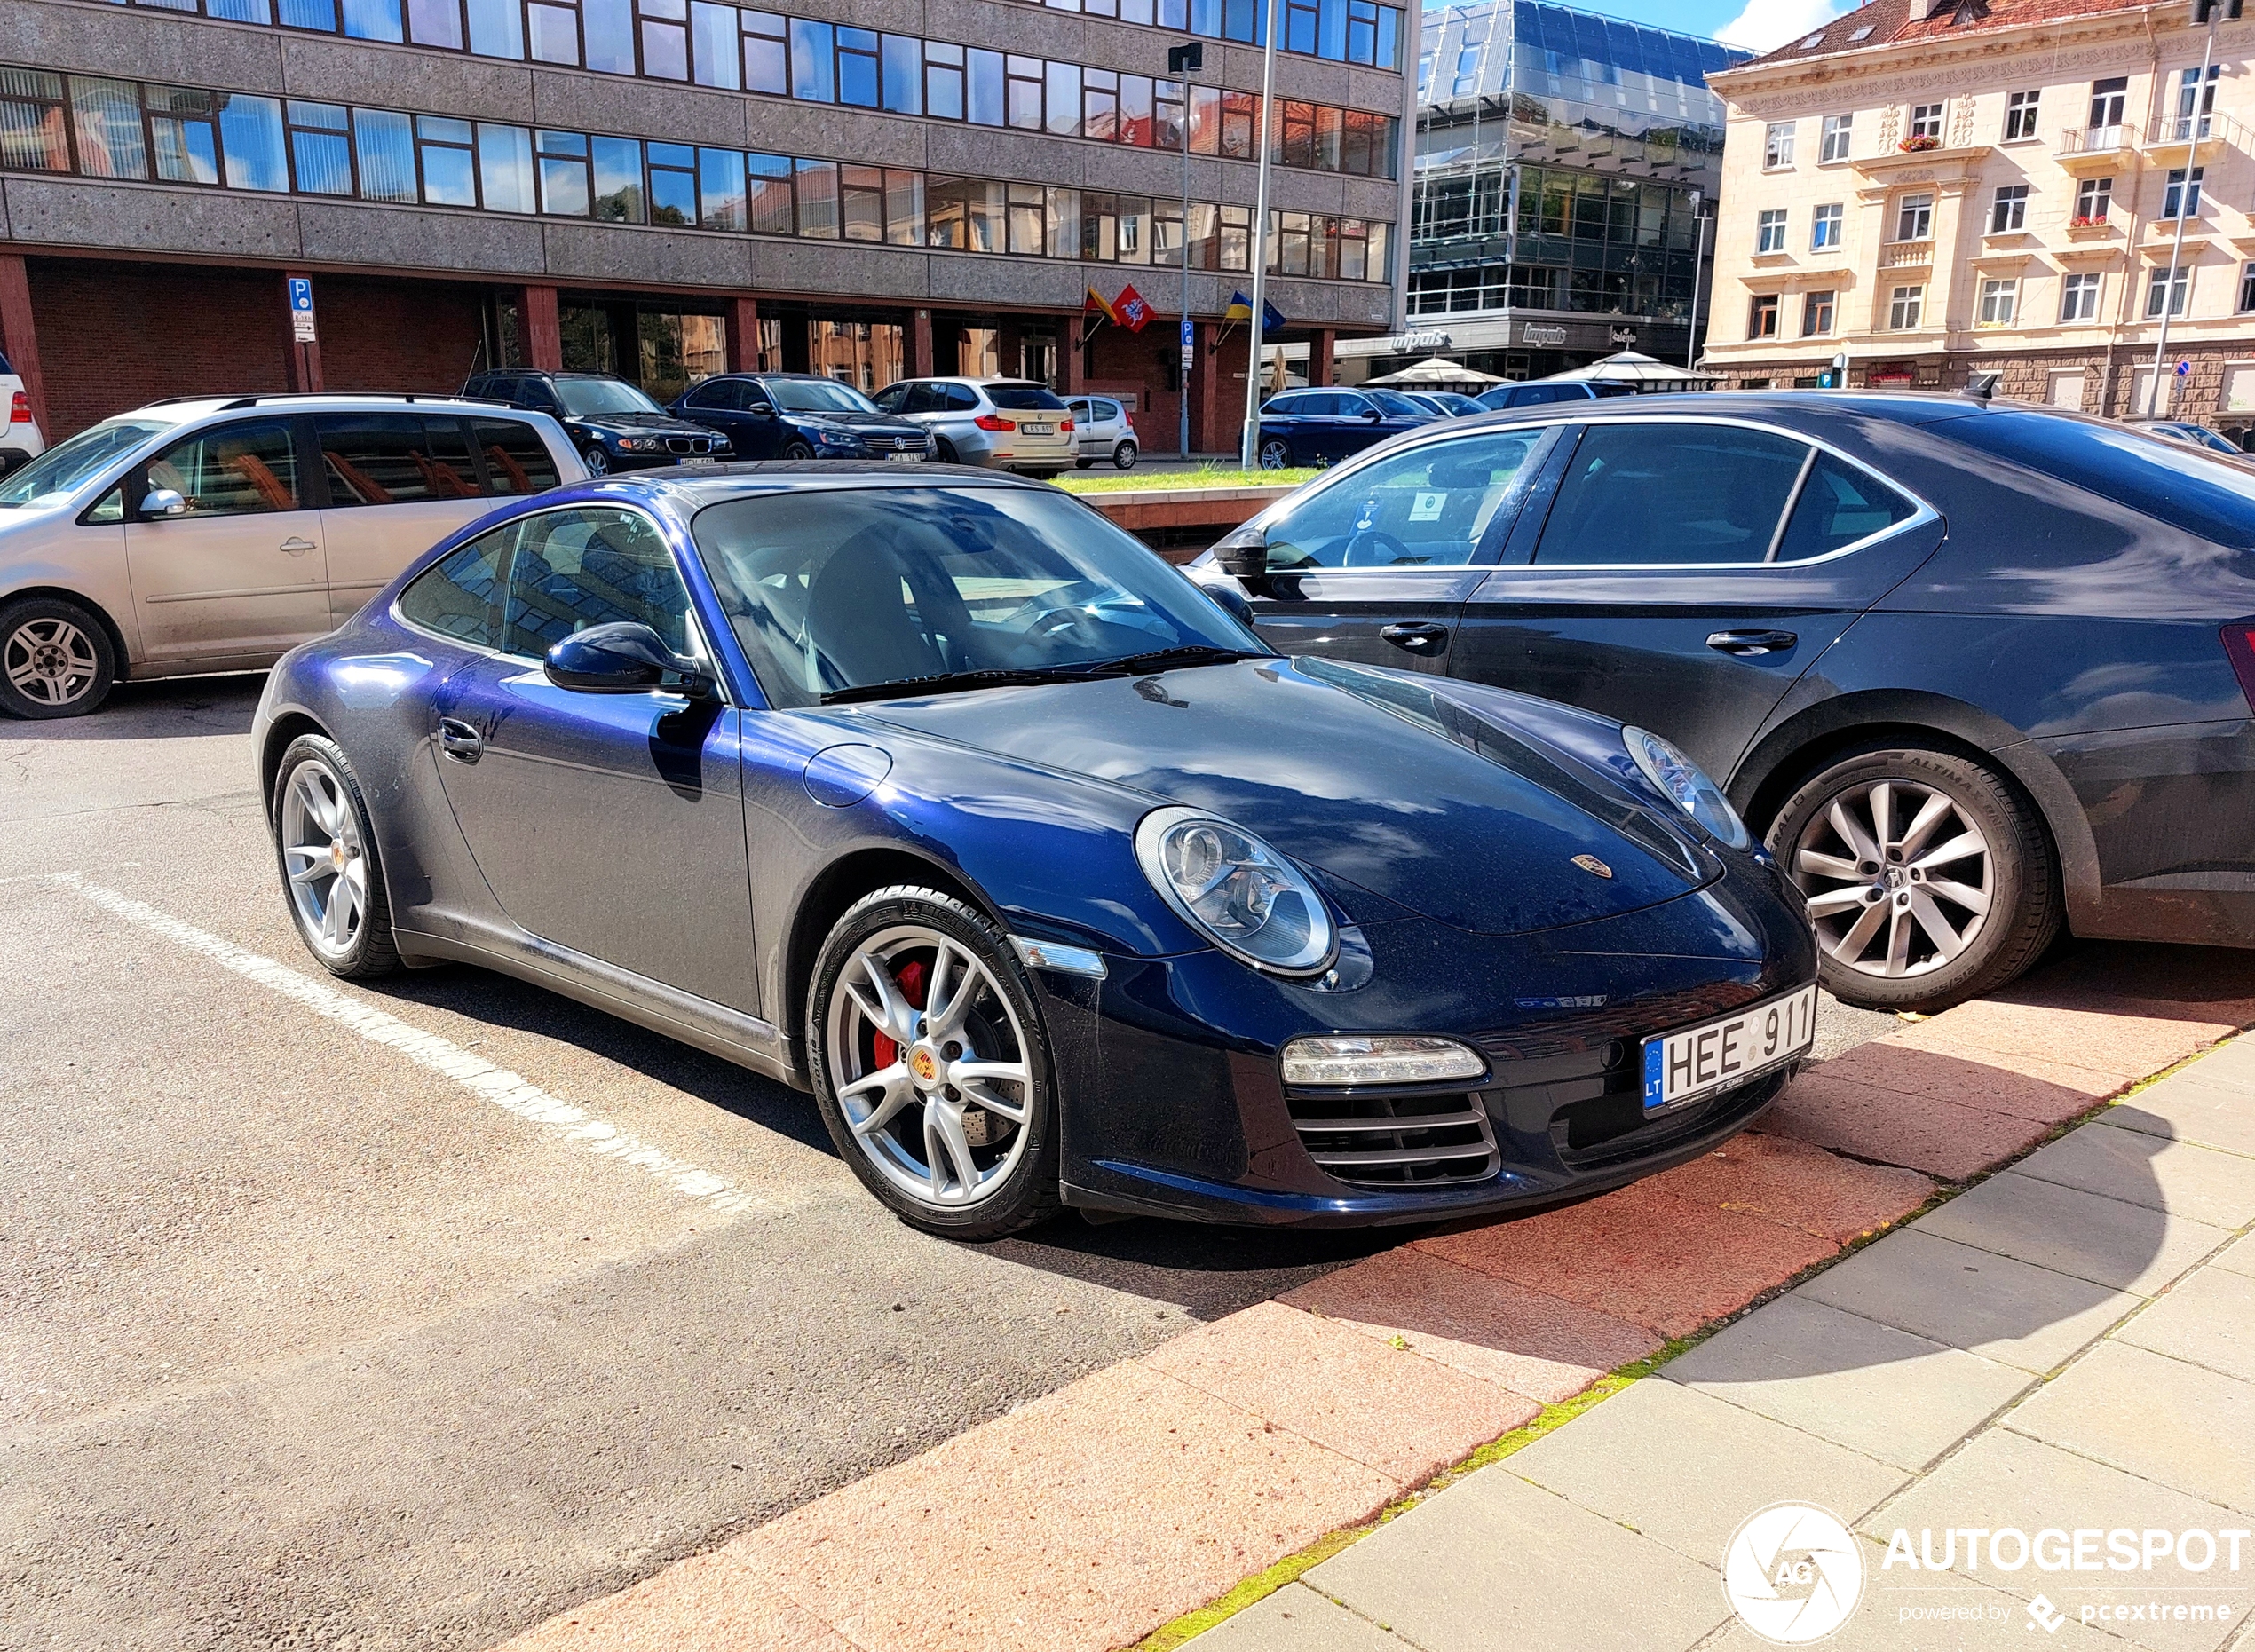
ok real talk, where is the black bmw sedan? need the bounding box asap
[1205,392,2255,1011]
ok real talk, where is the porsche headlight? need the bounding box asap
[1624,726,1749,850]
[1135,806,1336,975]
[1281,1036,1486,1087]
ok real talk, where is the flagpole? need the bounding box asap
[1238,0,1282,470]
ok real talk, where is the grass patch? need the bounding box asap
[1055,465,1314,494]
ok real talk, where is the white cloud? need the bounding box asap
[1714,0,1852,51]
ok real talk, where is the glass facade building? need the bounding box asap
[1389,1,1745,379]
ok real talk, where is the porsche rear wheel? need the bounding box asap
[808,886,1060,1238]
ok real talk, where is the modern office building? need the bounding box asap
[1704,0,2255,439]
[1337,0,1744,385]
[0,0,1412,445]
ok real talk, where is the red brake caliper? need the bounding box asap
[870,957,929,1070]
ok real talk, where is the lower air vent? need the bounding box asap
[1289,1091,1500,1189]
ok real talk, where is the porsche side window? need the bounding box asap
[1532,424,1811,566]
[1263,430,1548,570]
[397,522,514,649]
[502,509,696,658]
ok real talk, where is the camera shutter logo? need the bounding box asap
[1722,1503,1865,1644]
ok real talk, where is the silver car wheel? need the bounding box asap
[825,923,1034,1211]
[1258,438,1291,470]
[4,616,99,707]
[280,757,369,959]
[1793,779,1994,979]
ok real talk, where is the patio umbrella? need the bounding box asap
[1360,356,1511,389]
[1547,350,1728,388]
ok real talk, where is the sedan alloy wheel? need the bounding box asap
[1793,779,1991,980]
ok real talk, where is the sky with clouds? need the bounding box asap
[1420,0,1857,52]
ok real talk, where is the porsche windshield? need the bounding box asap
[691,486,1263,707]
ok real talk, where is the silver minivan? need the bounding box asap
[0,393,582,718]
[868,377,1075,475]
[1065,396,1138,470]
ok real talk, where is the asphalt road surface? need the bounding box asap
[0,675,1893,1650]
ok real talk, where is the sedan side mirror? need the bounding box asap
[1364,408,1384,423]
[1212,521,1270,588]
[140,488,186,518]
[546,621,716,698]
[1193,574,1255,626]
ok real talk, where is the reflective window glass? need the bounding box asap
[398,524,512,647]
[1265,430,1548,568]
[1533,424,1811,565]
[146,419,302,517]
[504,508,694,657]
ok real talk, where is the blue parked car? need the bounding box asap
[669,372,934,462]
[1255,386,1441,470]
[252,468,1816,1237]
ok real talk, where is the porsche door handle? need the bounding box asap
[1381,621,1451,653]
[438,717,484,763]
[1705,629,1798,657]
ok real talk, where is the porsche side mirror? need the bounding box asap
[140,488,186,518]
[1213,521,1270,587]
[546,621,715,698]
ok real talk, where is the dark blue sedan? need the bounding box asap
[251,467,1816,1237]
[669,372,934,462]
[1256,386,1441,470]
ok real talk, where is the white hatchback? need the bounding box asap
[0,350,45,478]
[0,393,583,718]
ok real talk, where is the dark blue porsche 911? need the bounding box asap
[252,465,1817,1238]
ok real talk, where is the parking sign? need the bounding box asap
[288,277,317,344]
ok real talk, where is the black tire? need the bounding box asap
[807,885,1062,1240]
[783,441,816,460]
[0,594,116,719]
[1112,440,1137,470]
[1766,741,2061,1012]
[580,445,611,476]
[1258,436,1293,470]
[934,437,960,464]
[269,733,401,980]
[1020,468,1065,481]
[1075,458,1096,470]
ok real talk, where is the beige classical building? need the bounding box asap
[1703,0,2255,437]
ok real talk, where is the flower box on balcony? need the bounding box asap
[1897,135,1941,153]
[2064,217,2116,240]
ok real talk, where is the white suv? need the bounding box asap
[0,393,582,718]
[0,351,46,478]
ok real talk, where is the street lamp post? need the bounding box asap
[1237,0,1283,470]
[2149,2,2228,415]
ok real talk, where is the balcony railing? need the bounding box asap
[2059,124,2129,156]
[1880,240,1935,269]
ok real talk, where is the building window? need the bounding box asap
[1764,120,1794,169]
[2089,75,2127,134]
[1990,184,2028,233]
[2075,176,2112,223]
[1748,293,1779,339]
[1755,208,1787,253]
[1894,191,1933,241]
[2148,265,2191,319]
[2164,167,2204,219]
[1819,113,1851,163]
[1888,284,1924,329]
[1810,202,1843,249]
[2061,270,2102,321]
[1907,102,1942,142]
[2240,263,2255,314]
[1802,289,1834,336]
[1976,276,2017,327]
[2175,63,2219,141]
[2003,89,2040,142]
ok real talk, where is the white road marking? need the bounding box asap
[56,874,768,1215]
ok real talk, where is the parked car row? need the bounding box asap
[1253,377,1634,470]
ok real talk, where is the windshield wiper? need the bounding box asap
[819,647,1263,706]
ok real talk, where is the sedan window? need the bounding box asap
[691,485,1256,708]
[1532,423,1812,565]
[1365,390,1431,417]
[1775,451,1919,561]
[503,508,696,659]
[1264,429,1550,570]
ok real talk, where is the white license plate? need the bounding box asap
[1642,985,1817,1113]
[1020,423,1054,435]
[680,455,717,467]
[886,449,924,462]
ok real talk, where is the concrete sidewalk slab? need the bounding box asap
[1302,1470,1729,1652]
[1890,999,2223,1087]
[2006,1339,2255,1517]
[1755,1071,2051,1182]
[1505,1377,1906,1568]
[1183,1584,1400,1651]
[2117,1265,2255,1381]
[2009,1123,2255,1229]
[1413,1180,1839,1339]
[1664,1295,2032,1471]
[507,1552,855,1652]
[1913,1170,2231,1296]
[1792,1228,2140,1375]
[1277,1249,1660,1404]
[1645,1133,1935,1244]
[1870,1427,2245,1652]
[1142,1301,1539,1487]
[2218,1232,2255,1278]
[2108,1072,2255,1158]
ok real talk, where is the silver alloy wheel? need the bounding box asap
[826,923,1034,1211]
[1793,779,1994,979]
[4,617,99,708]
[1258,439,1291,470]
[280,759,370,958]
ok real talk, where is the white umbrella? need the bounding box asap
[1360,355,1511,389]
[1547,350,1727,388]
